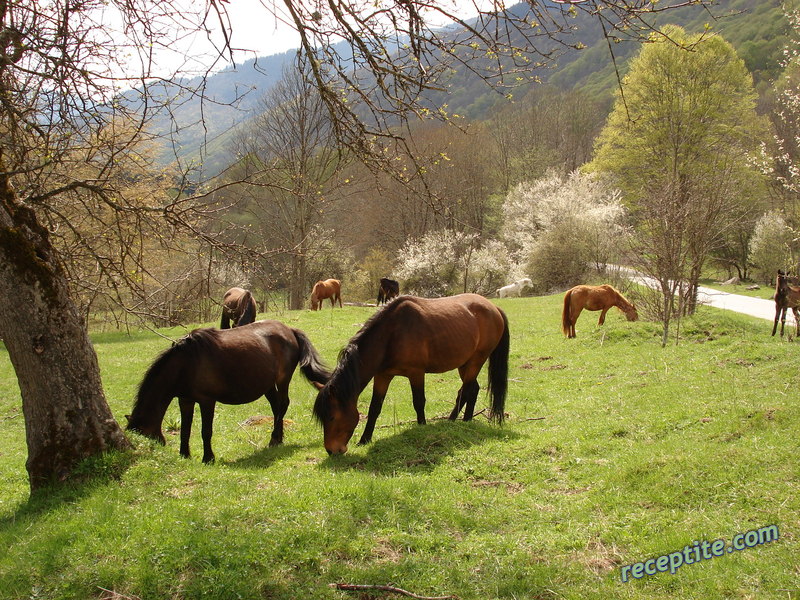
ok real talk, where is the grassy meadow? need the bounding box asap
[0,294,797,599]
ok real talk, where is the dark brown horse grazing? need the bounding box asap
[220,287,257,329]
[310,279,342,310]
[377,277,400,305]
[313,293,510,455]
[562,284,638,339]
[772,270,800,337]
[127,321,330,463]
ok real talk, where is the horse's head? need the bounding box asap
[125,414,166,445]
[625,305,639,322]
[313,382,359,455]
[310,294,319,311]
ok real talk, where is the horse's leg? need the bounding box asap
[199,400,217,464]
[570,307,582,338]
[780,306,787,337]
[178,397,194,459]
[266,383,290,447]
[358,373,393,445]
[449,389,465,420]
[409,373,427,425]
[455,363,482,421]
[772,304,781,336]
[598,307,609,326]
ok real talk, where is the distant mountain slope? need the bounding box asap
[150,0,788,176]
[145,50,297,175]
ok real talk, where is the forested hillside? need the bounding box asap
[154,0,788,176]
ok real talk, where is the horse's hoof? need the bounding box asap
[269,438,282,447]
[357,437,371,446]
[202,456,215,464]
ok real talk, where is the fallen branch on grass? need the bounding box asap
[329,583,460,599]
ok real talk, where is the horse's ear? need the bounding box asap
[312,381,325,390]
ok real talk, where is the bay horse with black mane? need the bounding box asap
[562,284,638,339]
[772,270,800,337]
[127,321,331,463]
[312,293,510,455]
[220,287,257,329]
[377,277,399,305]
[310,278,342,310]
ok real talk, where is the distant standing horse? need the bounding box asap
[127,321,331,463]
[310,279,342,310]
[771,270,800,337]
[220,287,257,329]
[313,293,509,455]
[377,278,400,305]
[562,284,638,338]
[497,278,532,298]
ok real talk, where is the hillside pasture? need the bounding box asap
[0,294,797,599]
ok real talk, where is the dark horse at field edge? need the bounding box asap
[772,270,800,337]
[310,278,342,310]
[312,293,510,455]
[377,277,400,305]
[220,287,257,329]
[127,321,331,463]
[562,284,638,338]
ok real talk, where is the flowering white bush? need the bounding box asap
[396,230,511,297]
[748,211,796,283]
[502,170,628,289]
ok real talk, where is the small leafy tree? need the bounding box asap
[589,26,763,345]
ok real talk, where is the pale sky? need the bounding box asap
[107,0,487,79]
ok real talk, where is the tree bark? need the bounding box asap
[0,166,129,492]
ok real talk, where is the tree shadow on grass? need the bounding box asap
[321,418,519,475]
[0,446,138,530]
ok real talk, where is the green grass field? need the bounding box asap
[0,295,797,599]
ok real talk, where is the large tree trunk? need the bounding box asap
[0,171,129,492]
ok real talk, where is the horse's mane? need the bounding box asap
[132,329,218,414]
[312,297,412,423]
[613,287,635,311]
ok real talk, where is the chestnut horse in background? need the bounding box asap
[313,293,509,455]
[562,284,638,338]
[127,321,331,463]
[772,270,800,337]
[310,279,342,310]
[220,287,257,329]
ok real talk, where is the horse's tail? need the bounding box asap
[561,290,573,337]
[487,309,509,424]
[237,291,256,326]
[292,328,332,385]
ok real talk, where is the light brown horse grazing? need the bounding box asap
[772,270,800,337]
[220,287,257,329]
[313,293,509,455]
[310,278,342,310]
[562,284,638,338]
